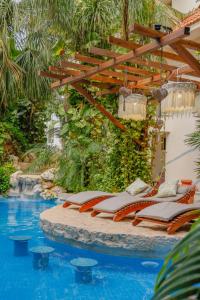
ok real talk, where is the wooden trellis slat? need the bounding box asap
[109,36,186,63]
[129,23,200,51]
[49,66,124,85]
[180,39,200,51]
[51,26,189,89]
[49,66,115,89]
[130,24,200,76]
[89,47,177,71]
[75,53,157,76]
[170,43,200,76]
[61,60,141,82]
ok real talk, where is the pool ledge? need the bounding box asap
[40,205,187,258]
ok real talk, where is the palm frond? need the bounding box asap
[153,221,200,299]
[0,35,23,109]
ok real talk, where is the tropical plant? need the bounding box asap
[54,89,156,192]
[0,121,28,162]
[25,145,61,174]
[153,220,200,299]
[185,117,200,176]
[0,0,53,157]
[0,0,182,183]
[30,0,182,53]
[0,163,15,194]
[56,100,104,192]
[0,0,23,111]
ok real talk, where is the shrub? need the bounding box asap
[0,163,15,194]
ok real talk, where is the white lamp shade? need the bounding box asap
[118,93,147,121]
[161,82,196,116]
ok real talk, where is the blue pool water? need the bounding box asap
[0,197,162,300]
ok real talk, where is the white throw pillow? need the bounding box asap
[126,178,149,195]
[157,180,179,198]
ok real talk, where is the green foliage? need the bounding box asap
[55,90,156,192]
[13,98,49,145]
[93,122,152,192]
[0,163,15,194]
[25,145,61,174]
[153,220,200,300]
[0,0,182,181]
[185,117,200,177]
[56,98,105,192]
[0,121,28,162]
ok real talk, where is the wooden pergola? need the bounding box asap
[40,23,200,131]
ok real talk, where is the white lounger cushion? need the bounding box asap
[59,191,113,205]
[136,202,200,222]
[144,194,184,203]
[93,192,156,213]
[93,193,185,213]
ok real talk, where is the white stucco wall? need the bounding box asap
[164,115,199,182]
[172,0,199,13]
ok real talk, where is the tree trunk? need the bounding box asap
[123,0,129,40]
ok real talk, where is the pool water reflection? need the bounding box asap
[0,197,162,300]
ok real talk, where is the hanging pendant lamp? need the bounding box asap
[161,82,197,116]
[118,92,147,121]
[118,67,147,120]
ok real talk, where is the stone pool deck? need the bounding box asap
[40,204,188,258]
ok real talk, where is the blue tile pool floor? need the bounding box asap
[0,197,163,300]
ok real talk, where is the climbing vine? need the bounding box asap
[55,90,157,192]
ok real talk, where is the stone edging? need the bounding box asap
[40,208,182,258]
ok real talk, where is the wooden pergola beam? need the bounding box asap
[49,66,115,90]
[170,43,200,76]
[89,47,176,71]
[50,65,124,85]
[129,23,200,51]
[109,36,185,63]
[61,60,140,82]
[167,65,199,80]
[96,84,151,96]
[179,39,200,51]
[51,26,189,89]
[75,53,156,76]
[129,73,162,89]
[129,23,164,38]
[72,83,126,131]
[129,23,200,76]
[61,61,90,71]
[40,71,66,80]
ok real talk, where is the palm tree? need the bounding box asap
[30,0,182,51]
[0,0,23,111]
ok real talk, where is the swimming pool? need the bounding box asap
[0,197,162,300]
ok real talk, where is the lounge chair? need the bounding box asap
[132,201,200,234]
[60,191,114,212]
[60,180,157,212]
[91,186,195,222]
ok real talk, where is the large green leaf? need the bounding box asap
[153,223,200,299]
